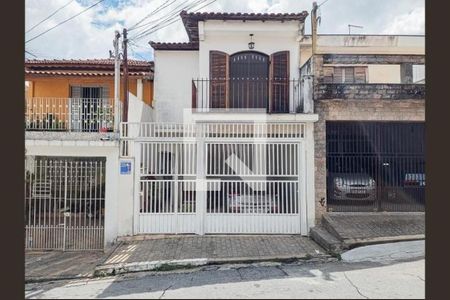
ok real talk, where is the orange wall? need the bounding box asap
[26,76,153,105]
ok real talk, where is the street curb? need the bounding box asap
[93,254,333,277]
[25,274,94,284]
[342,234,425,249]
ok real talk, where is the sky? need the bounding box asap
[25,0,425,61]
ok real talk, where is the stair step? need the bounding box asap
[310,225,343,254]
[321,214,343,241]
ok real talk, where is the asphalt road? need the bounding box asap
[25,241,425,299]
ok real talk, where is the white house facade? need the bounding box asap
[133,11,319,236]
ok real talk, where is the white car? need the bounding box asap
[227,193,279,214]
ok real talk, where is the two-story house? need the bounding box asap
[24,59,154,251]
[122,11,320,236]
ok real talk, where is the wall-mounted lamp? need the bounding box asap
[248,34,255,49]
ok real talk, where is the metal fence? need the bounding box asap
[326,121,425,212]
[25,97,118,132]
[123,122,307,234]
[192,78,302,113]
[25,156,106,251]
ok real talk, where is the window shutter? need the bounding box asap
[354,67,367,83]
[344,67,355,83]
[270,51,290,112]
[209,51,229,108]
[323,67,334,83]
[333,67,343,83]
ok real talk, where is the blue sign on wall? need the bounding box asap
[120,161,132,175]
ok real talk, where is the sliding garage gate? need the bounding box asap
[326,122,425,212]
[132,122,307,234]
[25,156,106,250]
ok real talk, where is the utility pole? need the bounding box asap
[311,1,318,55]
[122,28,129,123]
[112,30,121,132]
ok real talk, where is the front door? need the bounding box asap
[229,51,270,110]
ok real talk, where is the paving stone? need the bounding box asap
[325,213,425,240]
[103,235,326,267]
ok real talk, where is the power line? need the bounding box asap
[131,0,214,42]
[129,0,182,33]
[132,0,218,42]
[25,0,106,44]
[128,0,176,31]
[129,0,203,40]
[25,50,37,58]
[26,0,76,34]
[129,44,149,61]
[318,0,331,8]
[130,0,207,39]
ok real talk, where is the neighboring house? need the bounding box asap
[24,59,154,251]
[25,59,153,132]
[299,34,425,218]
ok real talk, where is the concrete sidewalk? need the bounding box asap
[25,251,107,282]
[311,212,425,253]
[95,235,328,276]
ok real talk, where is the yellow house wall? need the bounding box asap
[25,76,153,124]
[26,76,153,103]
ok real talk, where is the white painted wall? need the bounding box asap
[153,51,199,123]
[128,92,153,122]
[199,20,302,80]
[25,144,120,246]
[368,65,401,83]
[413,64,425,83]
[300,35,424,57]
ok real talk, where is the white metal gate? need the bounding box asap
[25,156,106,251]
[124,122,307,235]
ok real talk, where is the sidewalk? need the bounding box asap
[94,235,328,276]
[25,251,107,283]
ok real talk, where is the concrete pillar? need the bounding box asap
[137,79,143,101]
[401,63,413,84]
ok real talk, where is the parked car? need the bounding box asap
[227,193,279,214]
[403,173,425,187]
[329,173,376,202]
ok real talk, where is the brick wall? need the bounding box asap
[316,83,425,100]
[322,54,425,65]
[313,99,425,220]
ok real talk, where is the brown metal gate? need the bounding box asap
[326,122,425,212]
[25,156,106,251]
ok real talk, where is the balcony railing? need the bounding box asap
[315,83,426,100]
[192,78,302,113]
[25,97,119,132]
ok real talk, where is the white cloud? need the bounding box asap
[25,0,425,61]
[382,7,425,35]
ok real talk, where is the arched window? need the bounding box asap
[208,50,290,112]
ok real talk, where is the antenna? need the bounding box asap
[348,24,363,34]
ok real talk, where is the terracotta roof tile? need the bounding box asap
[25,58,152,67]
[180,10,308,43]
[149,41,199,51]
[150,10,308,50]
[25,69,153,79]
